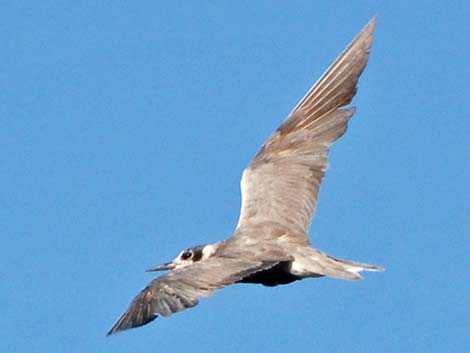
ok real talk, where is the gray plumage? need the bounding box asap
[108,17,383,336]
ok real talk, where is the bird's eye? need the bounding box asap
[181,251,192,260]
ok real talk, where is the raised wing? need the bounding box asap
[236,18,376,237]
[107,256,281,335]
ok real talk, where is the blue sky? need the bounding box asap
[2,1,469,352]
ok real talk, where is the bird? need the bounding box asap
[107,17,383,336]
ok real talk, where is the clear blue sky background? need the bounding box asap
[2,1,469,352]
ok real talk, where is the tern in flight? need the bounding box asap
[108,17,383,335]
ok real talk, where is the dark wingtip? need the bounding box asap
[106,312,158,336]
[106,322,123,336]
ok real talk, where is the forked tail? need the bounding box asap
[323,253,384,280]
[301,248,384,280]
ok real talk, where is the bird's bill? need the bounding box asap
[146,262,175,271]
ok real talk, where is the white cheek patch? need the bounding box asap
[202,243,219,259]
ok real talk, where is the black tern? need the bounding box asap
[108,17,383,336]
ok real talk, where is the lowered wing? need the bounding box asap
[107,255,284,335]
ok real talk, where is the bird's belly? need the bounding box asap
[237,262,301,287]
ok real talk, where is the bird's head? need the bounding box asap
[146,243,220,271]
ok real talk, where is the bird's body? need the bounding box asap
[108,17,383,336]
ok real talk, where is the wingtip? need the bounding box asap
[107,309,159,337]
[106,324,120,337]
[349,16,378,52]
[357,16,378,43]
[368,16,378,29]
[359,16,378,36]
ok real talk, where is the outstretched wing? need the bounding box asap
[107,256,281,335]
[236,18,376,237]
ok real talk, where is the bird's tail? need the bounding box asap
[304,249,384,280]
[324,253,384,280]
